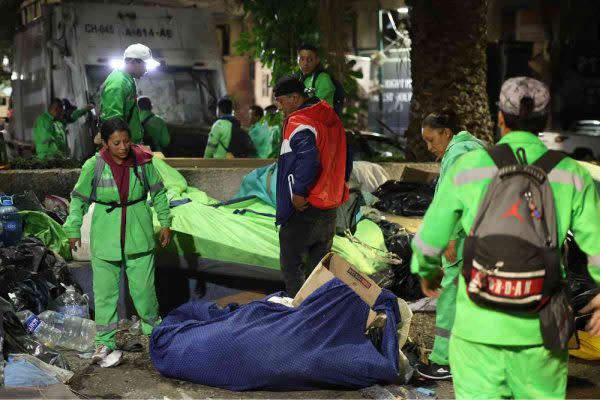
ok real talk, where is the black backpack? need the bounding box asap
[218,116,256,158]
[462,144,566,313]
[309,70,345,116]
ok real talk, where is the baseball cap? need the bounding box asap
[273,76,307,98]
[498,77,550,116]
[123,43,155,63]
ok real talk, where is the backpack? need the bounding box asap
[462,144,566,313]
[310,70,345,116]
[218,116,256,158]
[141,113,155,148]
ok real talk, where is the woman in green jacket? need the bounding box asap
[64,118,172,366]
[416,108,485,380]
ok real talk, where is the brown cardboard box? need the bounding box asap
[292,253,383,327]
[400,166,439,183]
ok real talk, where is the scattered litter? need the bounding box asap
[4,356,61,387]
[408,298,437,313]
[360,384,437,399]
[7,353,73,384]
[99,349,123,368]
[359,384,397,399]
[267,296,294,307]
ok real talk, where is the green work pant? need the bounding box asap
[449,335,568,399]
[428,261,460,366]
[92,252,161,349]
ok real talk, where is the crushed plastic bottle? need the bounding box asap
[16,310,65,350]
[53,285,90,319]
[38,310,96,353]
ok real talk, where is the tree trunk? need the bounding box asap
[405,0,493,161]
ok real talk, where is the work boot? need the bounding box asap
[416,362,452,380]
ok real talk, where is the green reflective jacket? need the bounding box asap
[63,155,171,261]
[303,70,335,107]
[101,70,142,144]
[33,112,68,160]
[411,131,600,346]
[140,110,171,152]
[248,121,272,159]
[203,118,232,159]
[437,131,486,265]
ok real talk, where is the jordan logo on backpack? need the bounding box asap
[500,198,524,222]
[462,144,566,313]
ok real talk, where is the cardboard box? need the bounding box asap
[292,253,383,328]
[400,166,439,183]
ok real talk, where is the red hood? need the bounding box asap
[100,144,153,167]
[290,100,341,128]
[130,144,153,165]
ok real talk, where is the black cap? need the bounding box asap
[273,76,306,97]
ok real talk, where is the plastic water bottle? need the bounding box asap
[0,195,23,246]
[16,310,65,349]
[53,285,90,319]
[38,310,96,352]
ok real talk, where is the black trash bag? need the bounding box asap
[565,234,600,313]
[372,181,435,217]
[0,238,77,314]
[1,299,70,370]
[335,188,366,235]
[372,220,424,301]
[10,278,54,315]
[378,220,414,262]
[0,237,75,292]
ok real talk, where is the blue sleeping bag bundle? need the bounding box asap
[149,278,402,391]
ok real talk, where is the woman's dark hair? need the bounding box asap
[502,96,547,134]
[100,118,131,143]
[422,107,461,135]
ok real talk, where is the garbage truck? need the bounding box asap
[8,0,226,160]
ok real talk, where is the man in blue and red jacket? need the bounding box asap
[274,76,349,296]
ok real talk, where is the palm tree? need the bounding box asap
[405,0,493,160]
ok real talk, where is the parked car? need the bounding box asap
[539,120,600,161]
[348,130,406,162]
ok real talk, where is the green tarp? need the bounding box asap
[20,210,71,260]
[152,158,390,276]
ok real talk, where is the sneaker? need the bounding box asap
[416,362,452,380]
[91,345,110,364]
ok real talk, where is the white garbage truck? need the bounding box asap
[8,0,226,160]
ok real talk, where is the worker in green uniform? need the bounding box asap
[248,105,272,159]
[264,104,283,159]
[411,77,600,399]
[297,44,335,107]
[64,118,171,367]
[416,108,485,381]
[204,98,236,159]
[137,96,170,152]
[33,98,92,159]
[99,43,157,145]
